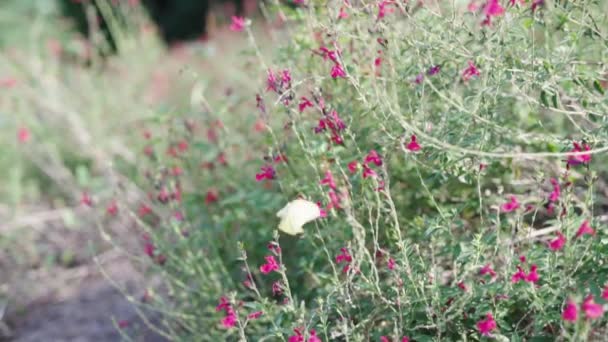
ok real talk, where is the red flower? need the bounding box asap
[230,16,246,32]
[479,264,496,278]
[260,255,280,274]
[562,299,578,322]
[548,232,566,251]
[476,313,497,336]
[247,311,263,320]
[17,126,30,143]
[462,60,480,81]
[255,165,276,181]
[457,281,467,291]
[365,150,383,166]
[205,189,219,204]
[405,135,421,152]
[582,295,603,319]
[299,97,313,112]
[320,170,337,189]
[575,220,595,238]
[106,201,118,216]
[348,161,359,173]
[602,285,608,301]
[336,247,353,273]
[500,196,520,213]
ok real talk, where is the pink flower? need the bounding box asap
[139,204,152,217]
[106,201,118,216]
[562,299,578,322]
[17,126,30,143]
[575,220,595,238]
[338,7,348,19]
[479,264,497,278]
[548,178,561,203]
[289,328,304,342]
[255,165,276,181]
[348,161,359,173]
[525,264,539,283]
[476,313,497,336]
[331,64,346,78]
[602,285,608,301]
[266,69,278,92]
[308,329,322,342]
[81,192,93,207]
[380,337,390,342]
[365,150,383,166]
[327,189,342,210]
[548,232,566,251]
[567,142,592,166]
[427,65,441,76]
[377,0,394,20]
[230,16,246,32]
[221,311,237,328]
[511,266,527,283]
[260,255,280,274]
[205,189,219,204]
[582,295,603,319]
[336,247,353,273]
[402,338,410,342]
[387,257,396,270]
[299,97,314,112]
[405,135,421,152]
[247,311,263,320]
[320,170,337,189]
[457,281,468,291]
[481,0,504,26]
[316,202,328,218]
[531,0,544,12]
[281,69,292,84]
[462,60,480,81]
[414,73,424,84]
[500,196,520,213]
[362,165,378,179]
[0,77,17,88]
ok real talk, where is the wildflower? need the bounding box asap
[106,201,118,216]
[327,189,342,210]
[331,64,346,78]
[255,165,276,181]
[402,338,410,342]
[221,311,237,328]
[405,135,421,152]
[144,241,155,258]
[247,311,263,320]
[276,199,322,235]
[17,126,30,143]
[260,255,280,274]
[525,264,539,283]
[500,196,520,213]
[81,192,93,207]
[316,202,328,218]
[336,247,353,273]
[177,140,188,153]
[377,0,394,20]
[144,145,153,157]
[380,337,390,342]
[272,281,283,296]
[531,0,544,12]
[308,330,322,342]
[462,60,480,81]
[476,313,497,336]
[582,295,603,319]
[173,211,184,221]
[118,320,129,329]
[327,110,346,131]
[320,170,337,189]
[288,328,304,342]
[519,255,526,263]
[511,266,527,283]
[338,7,348,19]
[230,16,246,32]
[457,281,468,291]
[427,65,441,76]
[374,51,382,67]
[266,69,278,92]
[575,220,595,238]
[548,232,566,251]
[139,204,152,217]
[548,178,560,203]
[414,73,424,84]
[205,189,219,204]
[274,153,288,164]
[387,257,396,270]
[479,264,497,278]
[482,0,505,26]
[0,77,17,88]
[267,241,282,255]
[299,97,313,112]
[365,150,383,166]
[562,300,578,322]
[362,164,378,179]
[348,161,359,173]
[567,142,591,166]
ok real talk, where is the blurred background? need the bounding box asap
[0,1,266,340]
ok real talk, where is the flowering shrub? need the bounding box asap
[91,0,608,340]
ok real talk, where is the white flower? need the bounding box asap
[276,199,321,235]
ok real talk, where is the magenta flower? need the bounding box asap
[106,201,118,216]
[405,135,421,152]
[500,196,520,213]
[338,6,348,19]
[347,161,359,173]
[377,0,394,20]
[81,192,93,207]
[531,0,544,12]
[548,232,566,251]
[308,329,322,342]
[320,170,337,189]
[299,97,313,112]
[462,60,481,81]
[476,313,497,336]
[575,220,595,238]
[582,295,603,319]
[525,264,539,283]
[221,311,237,328]
[316,202,328,218]
[327,189,342,210]
[567,142,592,166]
[230,16,246,32]
[548,178,561,202]
[562,299,578,322]
[247,311,263,320]
[260,255,280,274]
[255,165,276,181]
[481,0,504,26]
[457,281,468,291]
[479,264,497,278]
[362,165,378,179]
[288,328,304,342]
[17,126,30,143]
[336,247,353,273]
[365,150,383,166]
[331,64,346,78]
[387,257,396,270]
[266,69,278,92]
[427,65,441,76]
[414,73,424,84]
[511,266,526,283]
